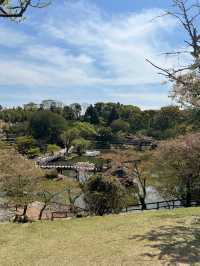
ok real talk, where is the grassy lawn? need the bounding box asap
[1,208,200,265]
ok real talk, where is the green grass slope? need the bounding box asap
[1,208,200,266]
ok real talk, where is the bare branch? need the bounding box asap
[147,0,200,107]
[146,59,189,85]
[0,0,51,18]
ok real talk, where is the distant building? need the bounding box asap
[40,100,64,110]
[24,102,39,111]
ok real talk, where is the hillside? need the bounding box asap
[0,208,200,266]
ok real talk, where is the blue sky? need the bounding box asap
[0,0,189,109]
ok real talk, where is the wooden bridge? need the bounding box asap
[39,164,106,172]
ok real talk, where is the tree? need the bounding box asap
[111,119,130,133]
[148,0,200,107]
[0,0,50,19]
[153,106,181,131]
[96,126,113,149]
[37,191,61,220]
[47,144,60,155]
[119,105,141,121]
[60,128,79,154]
[131,160,148,210]
[83,175,126,216]
[63,105,76,120]
[154,133,200,207]
[73,122,97,139]
[123,155,153,210]
[27,147,40,158]
[108,107,119,124]
[70,103,82,120]
[72,138,90,156]
[84,105,99,124]
[0,147,43,221]
[15,135,36,155]
[102,149,153,209]
[29,110,66,144]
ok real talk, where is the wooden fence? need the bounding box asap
[1,199,200,221]
[49,199,200,220]
[51,211,68,221]
[123,199,200,213]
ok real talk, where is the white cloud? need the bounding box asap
[0,0,184,108]
[45,4,180,86]
[0,27,30,47]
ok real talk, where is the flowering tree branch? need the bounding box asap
[147,0,200,108]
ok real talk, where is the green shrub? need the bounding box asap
[47,144,60,155]
[72,138,90,156]
[45,169,58,179]
[27,147,40,158]
[83,175,126,216]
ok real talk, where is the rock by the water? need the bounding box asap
[26,201,45,220]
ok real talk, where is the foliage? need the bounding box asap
[60,128,79,153]
[0,147,43,179]
[0,100,199,149]
[96,126,113,148]
[171,71,200,108]
[34,176,80,207]
[70,103,82,120]
[149,0,200,108]
[111,119,130,133]
[47,144,60,155]
[153,106,181,131]
[73,122,97,139]
[27,147,40,158]
[154,133,200,206]
[44,169,58,180]
[72,138,90,156]
[84,105,99,124]
[83,175,126,216]
[0,147,43,209]
[102,149,154,208]
[29,110,66,144]
[15,135,36,154]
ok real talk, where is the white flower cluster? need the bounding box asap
[171,71,200,108]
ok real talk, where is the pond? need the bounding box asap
[48,155,105,167]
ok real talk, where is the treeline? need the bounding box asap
[0,101,199,140]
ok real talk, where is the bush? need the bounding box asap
[15,136,36,154]
[83,175,126,216]
[72,138,90,156]
[45,169,58,179]
[47,144,60,155]
[111,119,130,133]
[27,147,40,158]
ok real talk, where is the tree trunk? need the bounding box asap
[139,197,147,210]
[13,204,28,223]
[140,184,147,210]
[39,204,47,220]
[23,204,28,216]
[185,181,192,207]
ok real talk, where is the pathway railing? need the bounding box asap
[49,199,200,220]
[123,199,200,212]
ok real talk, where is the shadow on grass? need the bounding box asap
[129,219,200,265]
